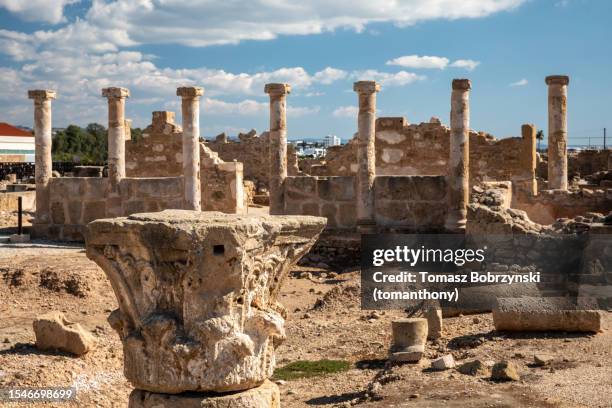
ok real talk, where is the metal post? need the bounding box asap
[17,196,23,235]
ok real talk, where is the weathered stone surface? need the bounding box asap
[128,380,280,408]
[457,360,490,376]
[33,311,94,356]
[491,361,520,381]
[389,318,427,363]
[86,210,326,393]
[424,307,442,340]
[431,354,455,370]
[493,297,601,332]
[533,354,554,367]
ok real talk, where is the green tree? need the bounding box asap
[536,129,544,152]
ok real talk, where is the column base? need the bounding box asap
[128,381,280,408]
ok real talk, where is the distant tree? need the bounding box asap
[536,130,544,152]
[52,123,107,164]
[130,127,144,143]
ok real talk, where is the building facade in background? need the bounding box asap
[0,123,34,162]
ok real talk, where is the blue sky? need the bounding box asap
[0,0,610,145]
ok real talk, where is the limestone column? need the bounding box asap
[102,87,130,189]
[28,90,56,226]
[264,83,291,215]
[545,75,569,190]
[520,124,537,196]
[177,86,204,211]
[353,81,380,232]
[446,79,471,232]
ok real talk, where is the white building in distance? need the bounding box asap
[0,123,34,162]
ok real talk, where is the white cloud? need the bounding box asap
[332,106,358,118]
[510,78,528,87]
[449,59,480,71]
[313,67,348,84]
[386,55,450,69]
[351,70,426,86]
[204,98,266,116]
[0,0,78,24]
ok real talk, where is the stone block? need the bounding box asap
[51,202,65,225]
[389,318,427,363]
[493,297,601,332]
[33,312,94,356]
[9,234,30,243]
[83,200,107,223]
[128,381,280,408]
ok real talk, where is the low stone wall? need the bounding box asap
[516,188,612,224]
[207,130,300,191]
[283,176,356,229]
[283,174,448,232]
[374,176,447,231]
[316,118,535,194]
[0,190,35,212]
[125,111,245,214]
[46,176,184,240]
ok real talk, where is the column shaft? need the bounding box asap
[520,124,537,196]
[353,81,380,232]
[546,75,569,190]
[446,79,471,232]
[177,87,204,211]
[28,90,56,225]
[102,87,130,189]
[265,83,291,215]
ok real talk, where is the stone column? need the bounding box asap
[446,79,471,233]
[102,87,130,189]
[353,81,380,232]
[28,90,56,226]
[545,75,569,190]
[520,124,537,196]
[86,210,326,408]
[265,83,291,215]
[177,86,204,211]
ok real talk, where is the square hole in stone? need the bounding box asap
[213,245,225,255]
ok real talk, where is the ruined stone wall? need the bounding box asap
[282,174,448,231]
[374,176,448,231]
[125,112,245,213]
[0,190,35,212]
[207,130,299,190]
[515,188,612,225]
[315,118,534,192]
[283,176,356,229]
[47,176,184,241]
[568,149,610,177]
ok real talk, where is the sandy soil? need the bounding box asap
[0,242,610,408]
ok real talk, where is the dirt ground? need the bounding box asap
[0,240,610,408]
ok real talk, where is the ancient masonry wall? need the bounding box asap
[515,188,612,225]
[316,117,535,193]
[125,112,245,214]
[207,130,300,190]
[282,175,448,231]
[47,176,183,240]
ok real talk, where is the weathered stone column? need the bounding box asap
[102,87,129,189]
[520,124,537,196]
[86,209,326,408]
[177,86,204,211]
[353,81,380,232]
[545,75,569,190]
[28,90,56,226]
[265,83,291,215]
[446,79,471,232]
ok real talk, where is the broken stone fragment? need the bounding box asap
[493,297,601,332]
[389,318,428,363]
[431,354,455,370]
[33,311,94,356]
[457,360,490,376]
[491,361,520,381]
[424,307,442,340]
[86,209,325,394]
[533,354,554,367]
